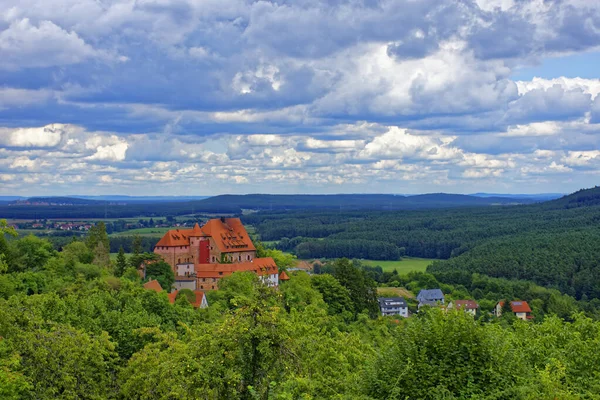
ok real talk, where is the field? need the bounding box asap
[109,252,133,261]
[360,257,435,273]
[376,287,414,299]
[110,227,172,237]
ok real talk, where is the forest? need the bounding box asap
[0,192,537,219]
[246,187,600,301]
[2,219,600,399]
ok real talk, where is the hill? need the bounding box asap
[247,186,600,300]
[541,186,600,209]
[0,192,538,219]
[191,193,537,211]
[11,197,106,205]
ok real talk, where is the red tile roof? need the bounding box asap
[279,271,290,281]
[155,229,191,247]
[143,279,163,292]
[167,289,207,308]
[200,218,255,253]
[189,223,205,237]
[453,300,478,310]
[499,301,532,313]
[154,218,255,253]
[194,257,277,278]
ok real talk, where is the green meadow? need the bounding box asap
[360,257,436,274]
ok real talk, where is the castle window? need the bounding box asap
[219,272,223,276]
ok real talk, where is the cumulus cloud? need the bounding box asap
[1,1,600,194]
[0,18,105,69]
[0,124,67,148]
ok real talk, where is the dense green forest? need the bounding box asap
[246,187,600,300]
[2,219,600,399]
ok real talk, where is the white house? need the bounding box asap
[378,297,409,318]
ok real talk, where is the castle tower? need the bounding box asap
[188,223,210,265]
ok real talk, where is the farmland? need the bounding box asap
[360,257,436,273]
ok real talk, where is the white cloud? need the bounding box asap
[0,124,66,148]
[562,150,600,167]
[0,18,103,69]
[516,77,600,98]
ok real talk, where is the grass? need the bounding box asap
[377,287,414,299]
[110,252,133,261]
[360,257,436,274]
[110,227,172,237]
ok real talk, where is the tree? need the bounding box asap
[145,261,175,291]
[332,258,379,318]
[0,220,17,238]
[86,222,110,252]
[11,323,118,399]
[92,242,111,268]
[11,235,55,272]
[262,248,297,270]
[132,234,143,256]
[311,274,354,318]
[115,246,128,277]
[62,241,94,266]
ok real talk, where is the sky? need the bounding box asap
[1,0,600,196]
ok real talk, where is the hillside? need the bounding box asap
[0,193,541,219]
[541,186,600,209]
[248,186,600,300]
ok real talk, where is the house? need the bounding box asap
[448,300,479,316]
[142,280,209,309]
[495,301,533,321]
[279,271,290,281]
[168,290,209,309]
[153,218,279,291]
[143,279,163,292]
[417,289,445,304]
[378,297,408,318]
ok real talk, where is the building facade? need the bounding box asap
[447,300,479,316]
[495,301,533,321]
[378,297,409,317]
[153,217,278,291]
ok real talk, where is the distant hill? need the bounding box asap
[186,193,537,212]
[68,195,211,203]
[541,186,600,209]
[11,197,106,206]
[0,192,543,219]
[470,192,564,201]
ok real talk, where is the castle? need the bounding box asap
[154,217,279,291]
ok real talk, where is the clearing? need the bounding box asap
[360,257,436,273]
[377,287,414,299]
[110,227,173,237]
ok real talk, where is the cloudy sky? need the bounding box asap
[1,0,600,196]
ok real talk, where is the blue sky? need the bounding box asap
[1,0,599,196]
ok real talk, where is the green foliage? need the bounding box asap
[115,246,127,277]
[10,235,55,272]
[86,222,110,253]
[131,234,142,255]
[145,260,175,291]
[311,273,354,318]
[62,241,94,265]
[332,258,379,318]
[256,245,297,270]
[11,323,118,399]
